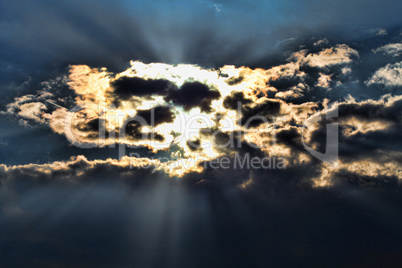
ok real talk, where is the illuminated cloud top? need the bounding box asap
[3,41,402,186]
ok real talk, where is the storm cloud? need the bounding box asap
[1,0,402,267]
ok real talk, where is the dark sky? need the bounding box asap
[1,0,402,267]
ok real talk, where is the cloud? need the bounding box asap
[110,76,177,101]
[135,106,176,126]
[1,2,402,267]
[373,43,402,57]
[313,155,402,187]
[366,61,402,88]
[316,73,332,88]
[375,28,388,36]
[0,155,163,182]
[164,81,221,112]
[238,98,282,128]
[4,92,55,124]
[2,40,402,187]
[314,38,330,47]
[303,44,359,68]
[16,102,47,122]
[303,95,402,186]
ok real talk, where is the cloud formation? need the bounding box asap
[373,43,402,57]
[366,61,402,88]
[1,2,402,266]
[3,41,401,190]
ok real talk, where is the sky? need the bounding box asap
[1,0,402,267]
